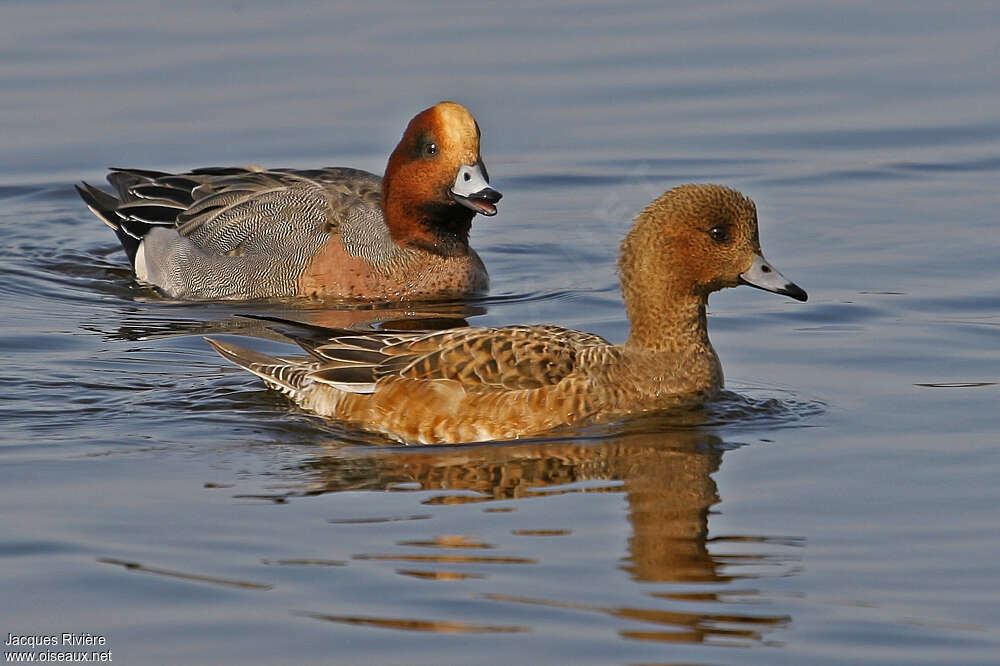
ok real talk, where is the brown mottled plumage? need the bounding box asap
[207,185,807,444]
[75,102,501,301]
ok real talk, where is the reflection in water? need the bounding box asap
[97,558,273,590]
[483,593,788,646]
[91,290,603,345]
[353,553,537,565]
[328,514,432,524]
[96,301,483,343]
[395,569,486,581]
[397,535,496,548]
[511,529,572,536]
[292,610,527,634]
[295,428,802,645]
[260,559,346,567]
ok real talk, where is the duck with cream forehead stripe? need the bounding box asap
[75,101,501,301]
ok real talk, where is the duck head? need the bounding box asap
[619,185,806,350]
[382,102,502,255]
[621,184,806,301]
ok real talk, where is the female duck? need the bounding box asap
[208,184,807,444]
[76,102,501,301]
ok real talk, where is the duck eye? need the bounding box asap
[423,142,438,157]
[708,226,729,243]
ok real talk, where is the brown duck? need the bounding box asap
[207,184,807,443]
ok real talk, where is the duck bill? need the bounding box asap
[739,253,808,302]
[450,161,502,217]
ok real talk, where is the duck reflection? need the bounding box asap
[294,426,797,645]
[96,299,482,342]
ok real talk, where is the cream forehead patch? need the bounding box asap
[432,102,479,151]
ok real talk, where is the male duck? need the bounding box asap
[76,102,501,301]
[207,184,807,444]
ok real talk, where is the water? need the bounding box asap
[2,1,999,663]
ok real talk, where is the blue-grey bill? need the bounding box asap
[450,162,502,216]
[739,253,808,302]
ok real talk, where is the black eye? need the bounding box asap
[423,142,438,157]
[708,226,729,243]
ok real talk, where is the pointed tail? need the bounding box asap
[75,181,152,267]
[205,337,314,396]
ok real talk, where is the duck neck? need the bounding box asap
[623,283,713,355]
[623,288,722,395]
[382,190,473,258]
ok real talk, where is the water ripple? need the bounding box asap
[292,610,528,634]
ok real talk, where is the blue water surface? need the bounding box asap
[1,2,998,664]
